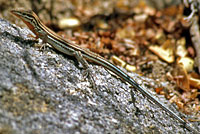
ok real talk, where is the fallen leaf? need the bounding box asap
[189,77,200,89]
[174,64,190,91]
[149,45,174,63]
[177,57,194,72]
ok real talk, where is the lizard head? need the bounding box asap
[11,10,41,37]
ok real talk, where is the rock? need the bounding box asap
[0,18,197,134]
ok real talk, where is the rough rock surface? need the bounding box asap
[0,18,199,134]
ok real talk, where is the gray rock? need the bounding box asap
[0,18,198,134]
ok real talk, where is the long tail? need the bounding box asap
[84,53,198,133]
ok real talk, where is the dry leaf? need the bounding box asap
[175,64,190,91]
[58,17,80,29]
[125,64,136,72]
[111,55,126,67]
[149,45,174,63]
[176,38,188,57]
[189,77,200,89]
[177,57,194,72]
